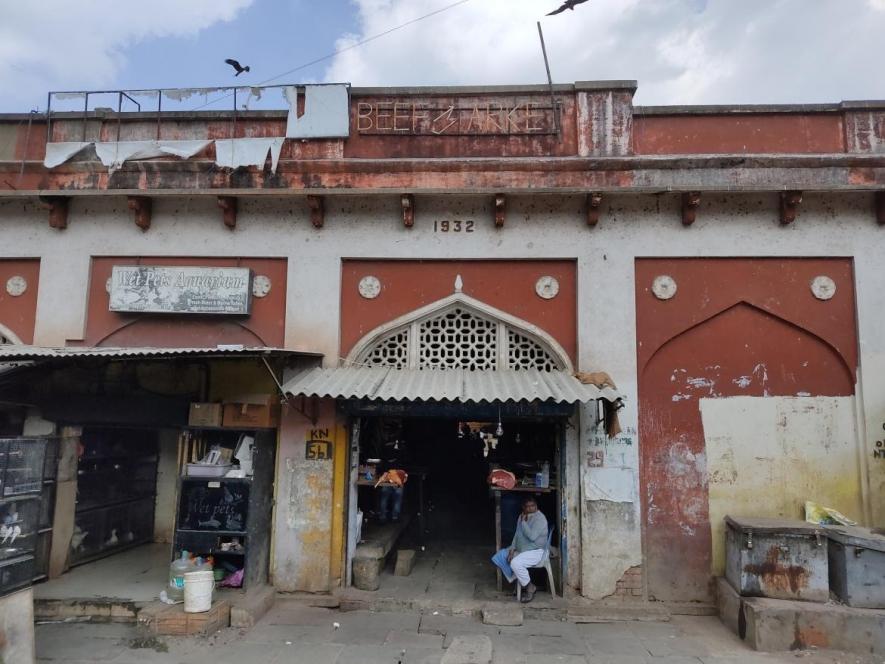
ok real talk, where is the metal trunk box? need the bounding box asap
[724,516,828,602]
[825,525,885,608]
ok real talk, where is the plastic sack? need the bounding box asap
[220,568,244,588]
[805,500,857,526]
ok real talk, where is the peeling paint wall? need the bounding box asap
[1,192,884,599]
[271,398,346,592]
[579,398,641,599]
[702,395,863,577]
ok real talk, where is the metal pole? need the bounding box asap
[82,92,89,142]
[45,92,52,144]
[536,21,561,138]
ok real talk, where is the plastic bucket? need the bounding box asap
[183,570,215,613]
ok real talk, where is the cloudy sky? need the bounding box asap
[1,0,884,112]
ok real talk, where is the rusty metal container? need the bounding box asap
[724,516,828,602]
[825,525,885,608]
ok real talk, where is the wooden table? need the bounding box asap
[491,485,556,590]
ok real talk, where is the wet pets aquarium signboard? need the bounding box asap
[109,266,252,315]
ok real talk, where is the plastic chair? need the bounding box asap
[516,526,557,602]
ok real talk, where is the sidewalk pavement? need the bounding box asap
[34,601,883,664]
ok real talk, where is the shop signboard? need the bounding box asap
[109,266,252,315]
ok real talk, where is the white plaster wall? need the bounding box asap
[1,190,883,597]
[701,396,864,577]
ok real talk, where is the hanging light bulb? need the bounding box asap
[496,406,503,437]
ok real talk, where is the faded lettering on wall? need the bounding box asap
[356,100,556,136]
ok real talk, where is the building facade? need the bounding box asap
[0,81,883,609]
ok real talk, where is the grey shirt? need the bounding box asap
[511,511,548,553]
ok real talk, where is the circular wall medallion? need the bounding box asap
[252,275,272,298]
[5,276,27,297]
[652,275,677,300]
[810,275,836,301]
[358,276,382,299]
[535,276,560,300]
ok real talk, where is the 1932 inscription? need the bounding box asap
[434,220,474,233]
[357,100,555,136]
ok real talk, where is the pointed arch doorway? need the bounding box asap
[285,283,619,601]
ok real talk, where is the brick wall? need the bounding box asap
[612,566,643,599]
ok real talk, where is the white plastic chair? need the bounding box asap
[516,527,557,602]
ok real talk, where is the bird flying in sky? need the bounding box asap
[224,59,251,76]
[547,0,590,16]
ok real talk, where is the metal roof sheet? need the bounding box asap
[0,345,321,360]
[282,367,623,404]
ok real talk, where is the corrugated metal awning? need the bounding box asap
[0,345,322,360]
[282,367,623,404]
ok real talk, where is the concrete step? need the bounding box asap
[567,597,673,623]
[717,575,885,655]
[276,591,341,608]
[34,597,143,623]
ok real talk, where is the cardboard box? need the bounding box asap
[188,403,223,427]
[222,394,279,428]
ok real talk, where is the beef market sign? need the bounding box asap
[109,266,252,315]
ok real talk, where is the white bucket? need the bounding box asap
[183,570,215,613]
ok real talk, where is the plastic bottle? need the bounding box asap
[168,551,194,601]
[541,461,550,488]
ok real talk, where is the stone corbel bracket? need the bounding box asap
[682,192,701,226]
[218,196,237,230]
[586,192,603,227]
[779,191,802,225]
[401,194,415,228]
[307,195,324,228]
[38,195,70,230]
[494,194,505,228]
[128,196,152,232]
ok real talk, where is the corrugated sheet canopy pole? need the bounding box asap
[282,367,624,405]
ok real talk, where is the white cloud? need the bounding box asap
[325,0,885,105]
[0,0,252,110]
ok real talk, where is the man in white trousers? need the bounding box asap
[491,496,548,602]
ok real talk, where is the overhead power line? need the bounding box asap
[191,0,475,111]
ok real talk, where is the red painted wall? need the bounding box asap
[0,259,40,344]
[340,260,577,362]
[81,257,287,348]
[635,258,857,602]
[634,114,845,155]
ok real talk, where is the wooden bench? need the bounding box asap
[352,515,412,591]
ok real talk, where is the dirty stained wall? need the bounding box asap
[1,193,884,597]
[272,398,346,592]
[579,400,641,599]
[702,395,863,577]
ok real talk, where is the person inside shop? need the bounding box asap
[491,496,549,603]
[376,436,408,523]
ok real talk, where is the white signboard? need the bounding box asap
[109,266,252,315]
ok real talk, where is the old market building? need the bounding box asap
[0,80,883,631]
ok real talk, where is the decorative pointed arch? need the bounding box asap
[345,291,573,372]
[0,323,23,345]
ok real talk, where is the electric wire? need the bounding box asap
[190,0,475,112]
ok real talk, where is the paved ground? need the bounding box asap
[35,602,882,664]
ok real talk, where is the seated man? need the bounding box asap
[491,497,548,602]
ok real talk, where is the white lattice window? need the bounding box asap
[508,329,558,371]
[363,328,410,369]
[353,302,565,371]
[419,308,498,370]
